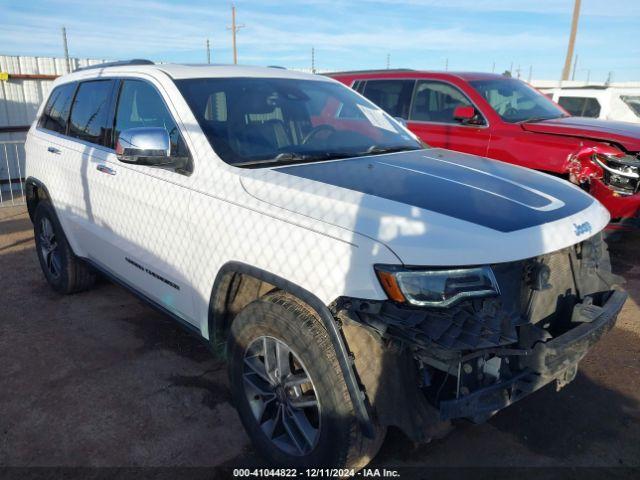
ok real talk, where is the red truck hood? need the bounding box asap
[521,116,640,152]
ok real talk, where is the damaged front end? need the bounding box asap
[567,145,640,223]
[333,233,626,441]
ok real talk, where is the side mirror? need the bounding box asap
[453,105,477,124]
[115,127,172,166]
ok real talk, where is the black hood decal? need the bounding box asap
[275,149,594,233]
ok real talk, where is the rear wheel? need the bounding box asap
[33,201,96,294]
[228,292,385,469]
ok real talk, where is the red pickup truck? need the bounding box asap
[330,70,640,228]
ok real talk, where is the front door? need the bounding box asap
[85,78,196,322]
[407,80,491,157]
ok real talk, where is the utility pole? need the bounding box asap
[528,65,533,83]
[206,38,211,64]
[386,53,390,69]
[571,53,578,80]
[311,47,316,73]
[516,64,521,79]
[562,0,581,80]
[62,26,70,73]
[605,71,612,85]
[227,5,245,65]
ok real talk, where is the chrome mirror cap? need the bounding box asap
[116,127,171,164]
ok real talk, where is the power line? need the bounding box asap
[206,38,211,64]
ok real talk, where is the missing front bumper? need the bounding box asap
[439,290,627,421]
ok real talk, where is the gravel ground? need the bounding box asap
[1,205,639,473]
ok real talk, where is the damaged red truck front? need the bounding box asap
[330,71,640,229]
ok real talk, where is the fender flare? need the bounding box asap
[208,261,375,438]
[24,176,52,221]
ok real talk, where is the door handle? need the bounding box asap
[47,146,61,154]
[96,164,117,176]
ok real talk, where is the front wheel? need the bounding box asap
[228,292,385,469]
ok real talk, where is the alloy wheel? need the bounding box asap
[243,336,321,456]
[39,217,61,279]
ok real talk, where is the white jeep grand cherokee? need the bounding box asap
[25,60,626,469]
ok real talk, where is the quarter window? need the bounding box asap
[557,96,601,118]
[114,80,189,158]
[361,80,415,118]
[68,80,115,146]
[410,81,477,124]
[39,83,76,134]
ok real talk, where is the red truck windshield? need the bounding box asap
[470,78,566,123]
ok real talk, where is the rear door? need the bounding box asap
[28,81,93,253]
[359,79,415,120]
[407,79,491,157]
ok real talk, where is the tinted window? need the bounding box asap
[361,80,415,118]
[410,80,477,123]
[176,77,420,167]
[114,80,189,158]
[470,78,565,123]
[68,80,115,145]
[39,83,76,134]
[621,95,640,117]
[558,96,601,118]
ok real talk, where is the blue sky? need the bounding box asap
[1,0,639,81]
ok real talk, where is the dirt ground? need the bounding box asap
[1,204,639,473]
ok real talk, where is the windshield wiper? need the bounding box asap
[518,115,564,124]
[362,145,422,156]
[235,151,355,168]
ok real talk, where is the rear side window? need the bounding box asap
[39,83,76,134]
[68,80,116,146]
[114,80,189,158]
[361,80,415,118]
[558,96,601,118]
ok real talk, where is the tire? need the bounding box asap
[228,291,385,470]
[33,200,96,294]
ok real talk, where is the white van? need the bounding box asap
[542,86,640,123]
[24,60,626,469]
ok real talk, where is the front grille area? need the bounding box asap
[340,234,612,353]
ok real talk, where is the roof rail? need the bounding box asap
[74,59,154,72]
[323,68,415,76]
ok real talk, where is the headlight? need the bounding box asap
[375,265,500,307]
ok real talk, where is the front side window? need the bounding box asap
[470,78,566,123]
[558,96,601,118]
[114,80,189,159]
[409,80,480,124]
[621,95,640,118]
[39,83,76,134]
[176,77,420,167]
[361,80,415,118]
[68,80,115,146]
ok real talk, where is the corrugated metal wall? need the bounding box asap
[0,55,105,191]
[0,55,106,138]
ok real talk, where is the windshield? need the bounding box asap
[176,77,421,167]
[621,95,640,118]
[469,78,567,123]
